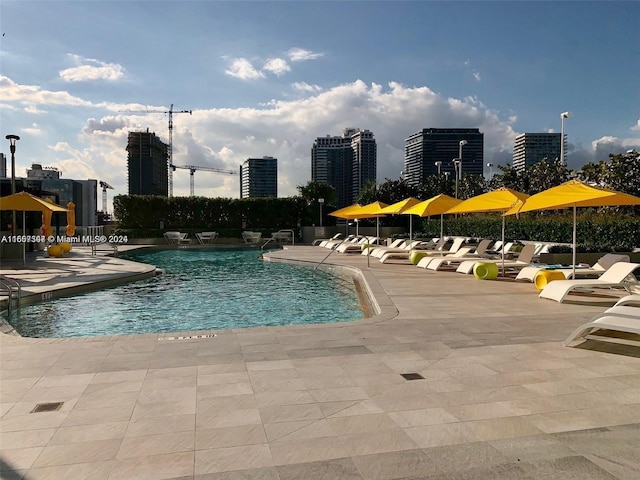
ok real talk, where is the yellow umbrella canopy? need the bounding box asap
[328,203,363,219]
[446,187,530,214]
[402,194,463,245]
[506,179,640,214]
[66,201,76,236]
[403,194,462,217]
[377,197,422,215]
[504,180,640,276]
[0,191,68,213]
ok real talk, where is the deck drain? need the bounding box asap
[400,373,425,381]
[159,334,217,341]
[31,402,64,413]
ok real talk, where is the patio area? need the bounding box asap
[1,245,639,479]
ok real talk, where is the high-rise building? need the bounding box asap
[311,128,377,208]
[403,128,483,186]
[126,130,169,196]
[513,133,561,173]
[0,153,6,179]
[239,156,277,198]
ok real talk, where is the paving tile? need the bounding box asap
[25,460,114,480]
[195,444,273,475]
[125,413,195,437]
[196,424,267,449]
[277,457,364,480]
[32,438,122,468]
[351,449,437,480]
[192,467,280,479]
[50,421,129,444]
[519,455,620,479]
[108,451,194,479]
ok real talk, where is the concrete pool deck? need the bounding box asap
[1,245,639,479]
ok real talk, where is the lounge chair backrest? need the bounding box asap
[447,237,465,253]
[490,240,503,252]
[473,239,492,255]
[515,244,537,264]
[452,246,474,258]
[388,238,405,248]
[593,253,630,271]
[599,262,640,283]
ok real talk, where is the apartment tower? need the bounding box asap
[311,128,377,208]
[239,156,278,198]
[126,130,169,196]
[404,128,484,186]
[513,133,562,173]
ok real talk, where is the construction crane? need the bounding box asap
[119,103,192,197]
[172,164,236,196]
[99,180,114,213]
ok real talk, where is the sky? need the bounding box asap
[1,1,639,212]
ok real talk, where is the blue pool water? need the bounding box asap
[4,248,363,338]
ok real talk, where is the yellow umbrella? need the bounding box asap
[446,188,530,275]
[0,192,67,263]
[505,179,640,276]
[66,201,76,236]
[354,201,389,240]
[403,194,463,243]
[377,197,422,240]
[40,199,54,237]
[329,203,363,219]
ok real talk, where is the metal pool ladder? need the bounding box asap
[0,275,21,315]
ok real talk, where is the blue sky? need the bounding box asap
[1,1,639,210]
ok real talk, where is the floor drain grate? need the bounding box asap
[31,402,64,413]
[400,373,425,381]
[159,334,217,341]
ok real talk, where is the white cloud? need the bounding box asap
[59,55,125,82]
[22,123,43,136]
[473,71,481,82]
[223,57,265,80]
[287,47,323,62]
[631,119,640,131]
[292,82,323,93]
[0,75,92,107]
[263,58,291,76]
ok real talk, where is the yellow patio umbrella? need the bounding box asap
[329,203,363,219]
[0,192,67,263]
[66,201,76,236]
[403,194,462,244]
[505,179,640,277]
[446,188,530,275]
[377,197,422,240]
[352,201,389,240]
[40,199,55,237]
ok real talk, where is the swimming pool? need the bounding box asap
[4,248,364,338]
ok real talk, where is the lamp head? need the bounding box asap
[434,161,442,166]
[459,140,468,146]
[486,163,493,167]
[5,134,20,145]
[561,111,571,119]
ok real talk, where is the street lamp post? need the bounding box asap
[453,159,461,199]
[318,198,324,227]
[434,161,442,175]
[5,135,20,234]
[487,163,494,178]
[560,111,571,164]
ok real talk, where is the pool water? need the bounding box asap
[4,248,363,338]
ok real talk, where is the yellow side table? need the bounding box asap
[534,270,566,291]
[473,262,499,280]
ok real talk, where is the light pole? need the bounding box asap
[318,198,324,227]
[453,159,461,199]
[487,162,494,178]
[560,111,571,164]
[434,161,442,175]
[5,135,20,234]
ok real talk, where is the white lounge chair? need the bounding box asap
[336,237,379,253]
[613,294,640,307]
[164,231,190,245]
[314,233,342,246]
[366,238,409,257]
[563,305,640,346]
[379,237,466,264]
[455,244,537,274]
[371,239,427,258]
[539,262,640,303]
[515,253,630,282]
[242,231,262,244]
[196,231,219,244]
[423,246,494,271]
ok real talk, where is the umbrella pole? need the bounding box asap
[572,205,577,278]
[376,217,380,242]
[22,211,26,265]
[409,215,413,242]
[439,214,444,247]
[501,216,505,276]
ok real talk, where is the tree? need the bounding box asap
[296,180,337,206]
[526,157,572,194]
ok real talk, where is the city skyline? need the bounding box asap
[1,1,639,212]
